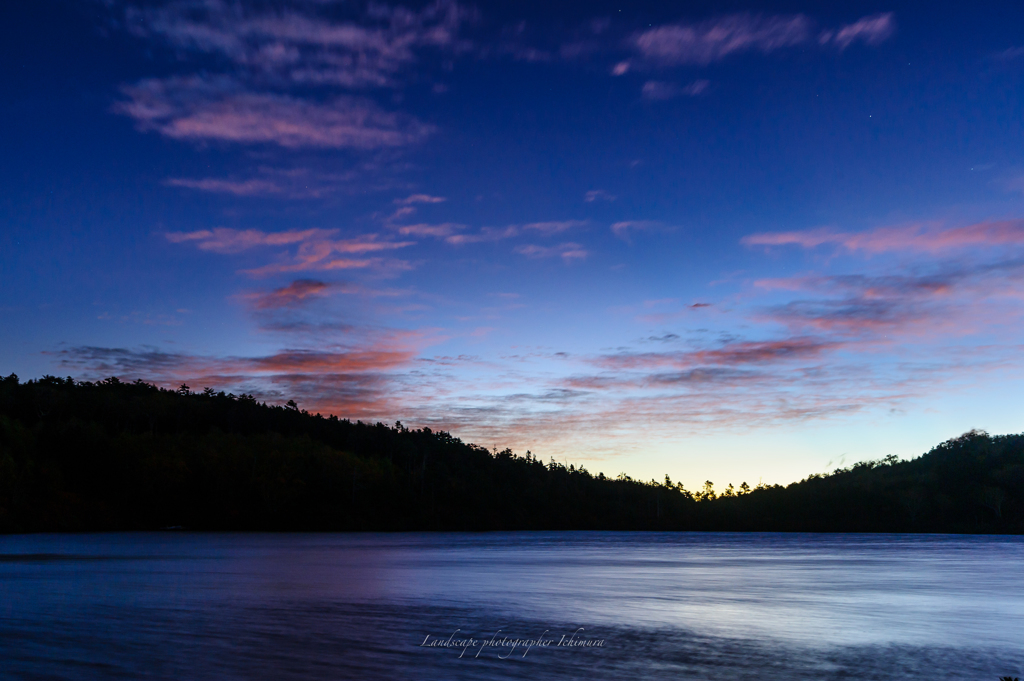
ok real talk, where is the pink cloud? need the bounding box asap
[597,337,837,371]
[611,61,630,76]
[243,242,414,277]
[742,220,1024,255]
[117,78,434,149]
[249,348,415,374]
[166,228,337,254]
[752,263,1024,342]
[166,228,415,276]
[53,330,429,419]
[242,279,346,310]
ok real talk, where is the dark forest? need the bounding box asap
[1,374,1022,533]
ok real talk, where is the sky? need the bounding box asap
[3,0,1024,489]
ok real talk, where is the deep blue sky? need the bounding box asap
[4,0,1024,487]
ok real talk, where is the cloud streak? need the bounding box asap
[821,13,895,50]
[618,12,894,73]
[52,331,426,419]
[395,194,447,205]
[632,13,812,66]
[388,219,586,245]
[117,77,434,149]
[742,219,1024,255]
[243,279,340,310]
[595,337,838,371]
[166,227,338,253]
[523,220,587,235]
[119,0,473,88]
[514,242,589,262]
[166,227,414,276]
[165,167,362,199]
[164,177,283,196]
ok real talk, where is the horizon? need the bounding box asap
[0,371,998,492]
[4,0,1024,490]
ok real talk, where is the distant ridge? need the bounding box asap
[1,374,1021,533]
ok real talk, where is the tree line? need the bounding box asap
[1,374,1021,533]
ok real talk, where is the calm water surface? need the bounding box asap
[1,532,1021,680]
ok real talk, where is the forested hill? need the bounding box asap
[1,374,1022,533]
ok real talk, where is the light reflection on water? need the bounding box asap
[1,532,1021,680]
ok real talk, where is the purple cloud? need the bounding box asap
[119,0,473,88]
[820,13,895,50]
[625,12,895,70]
[633,14,813,66]
[164,177,283,196]
[117,77,434,149]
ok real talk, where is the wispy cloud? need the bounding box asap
[611,220,669,242]
[164,177,283,196]
[52,337,424,418]
[514,242,589,261]
[389,218,587,245]
[165,227,414,276]
[995,46,1024,61]
[641,79,709,100]
[632,13,813,66]
[445,225,520,245]
[523,220,587,235]
[742,219,1024,255]
[117,77,434,149]
[584,189,616,202]
[595,337,838,371]
[755,260,1024,340]
[100,1,473,203]
[819,13,895,50]
[166,227,337,254]
[618,12,894,73]
[164,167,362,198]
[396,222,466,238]
[244,251,413,278]
[118,0,473,88]
[241,279,351,310]
[395,193,447,205]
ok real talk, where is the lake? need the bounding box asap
[1,532,1021,680]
